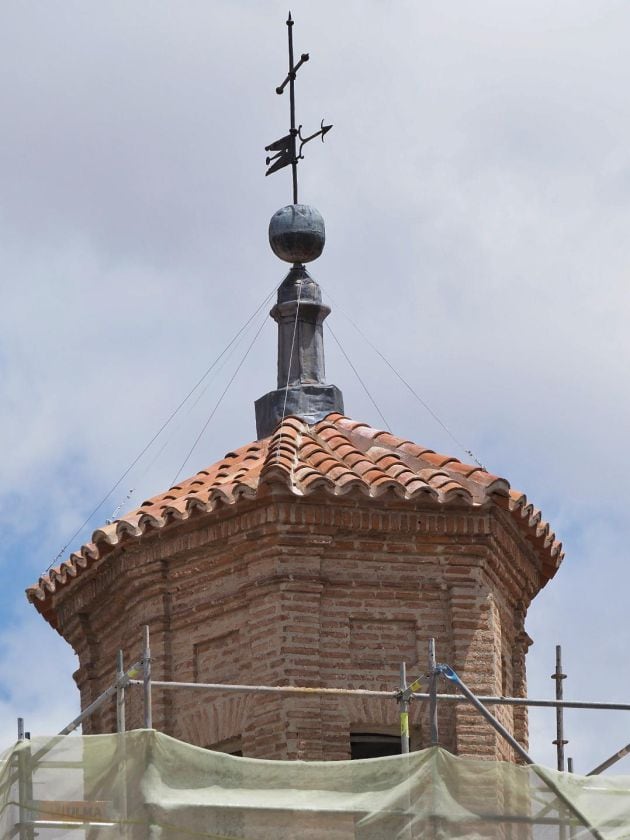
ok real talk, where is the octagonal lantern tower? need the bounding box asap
[27,14,563,762]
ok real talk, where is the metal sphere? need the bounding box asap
[269,204,325,264]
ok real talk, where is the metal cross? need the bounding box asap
[265,12,332,204]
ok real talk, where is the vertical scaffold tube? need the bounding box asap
[16,732,34,840]
[399,662,410,754]
[143,626,153,730]
[552,644,568,772]
[428,638,438,746]
[116,649,126,733]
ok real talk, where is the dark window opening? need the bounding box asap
[206,736,243,757]
[350,733,401,760]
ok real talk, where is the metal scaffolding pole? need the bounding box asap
[552,644,568,771]
[437,665,533,764]
[552,645,569,840]
[143,625,153,729]
[129,676,630,712]
[436,664,605,840]
[399,662,410,754]
[567,757,577,840]
[117,649,126,734]
[396,668,424,756]
[57,662,141,737]
[587,742,630,776]
[116,648,129,838]
[428,638,438,746]
[16,721,34,840]
[2,660,142,818]
[414,693,630,712]
[131,679,396,698]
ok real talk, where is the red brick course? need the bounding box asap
[39,486,554,761]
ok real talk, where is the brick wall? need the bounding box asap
[50,489,545,761]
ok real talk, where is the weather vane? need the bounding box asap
[265,12,332,204]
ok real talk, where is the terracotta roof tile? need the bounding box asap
[27,413,563,624]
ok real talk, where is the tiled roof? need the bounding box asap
[27,413,563,622]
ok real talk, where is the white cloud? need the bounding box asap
[1,0,630,773]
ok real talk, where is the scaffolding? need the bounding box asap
[5,627,630,839]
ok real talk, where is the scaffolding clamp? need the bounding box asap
[396,676,424,704]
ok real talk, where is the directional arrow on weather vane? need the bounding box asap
[264,12,333,203]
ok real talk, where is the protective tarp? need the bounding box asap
[1,729,630,839]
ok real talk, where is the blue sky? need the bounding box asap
[2,0,630,772]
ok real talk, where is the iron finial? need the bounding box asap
[265,13,332,204]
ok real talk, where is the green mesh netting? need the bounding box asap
[1,730,629,839]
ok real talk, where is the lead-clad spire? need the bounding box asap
[255,14,343,440]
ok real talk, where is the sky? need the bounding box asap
[1,0,630,773]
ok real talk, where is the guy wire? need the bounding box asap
[47,284,278,572]
[326,322,391,432]
[322,287,485,469]
[171,308,270,485]
[105,318,258,523]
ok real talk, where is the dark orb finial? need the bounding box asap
[269,204,325,264]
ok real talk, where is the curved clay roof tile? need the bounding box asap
[27,413,563,621]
